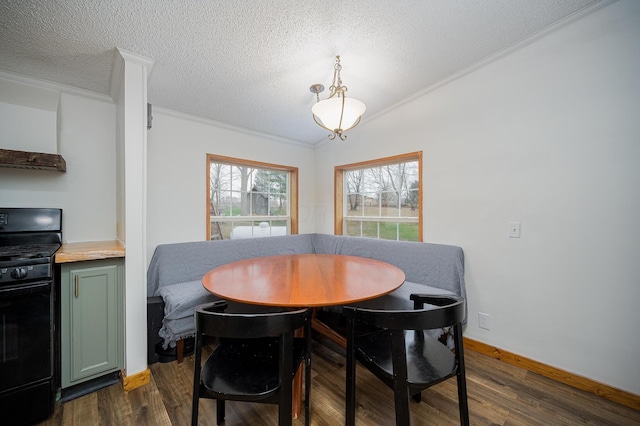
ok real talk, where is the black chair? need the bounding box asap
[191,301,311,426]
[345,294,469,426]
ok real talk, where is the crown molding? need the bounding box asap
[152,106,312,149]
[0,69,113,104]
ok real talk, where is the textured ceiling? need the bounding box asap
[0,0,601,146]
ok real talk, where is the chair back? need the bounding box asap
[344,294,464,331]
[195,301,308,338]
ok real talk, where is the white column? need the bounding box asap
[111,48,155,377]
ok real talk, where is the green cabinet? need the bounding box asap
[60,258,124,388]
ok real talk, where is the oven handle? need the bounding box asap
[0,281,51,298]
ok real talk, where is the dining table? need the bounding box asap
[201,253,406,419]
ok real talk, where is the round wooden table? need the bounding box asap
[201,253,406,307]
[202,253,406,419]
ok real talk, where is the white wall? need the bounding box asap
[146,108,316,263]
[315,0,640,395]
[0,87,117,243]
[0,102,57,153]
[0,78,58,154]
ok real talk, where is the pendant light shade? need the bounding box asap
[312,97,366,135]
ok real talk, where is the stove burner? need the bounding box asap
[0,244,61,262]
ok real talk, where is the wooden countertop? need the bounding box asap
[55,240,125,263]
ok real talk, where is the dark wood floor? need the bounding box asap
[39,341,640,425]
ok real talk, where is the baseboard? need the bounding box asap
[463,337,640,411]
[61,371,121,402]
[122,368,151,392]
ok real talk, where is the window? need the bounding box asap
[207,154,298,240]
[335,152,422,241]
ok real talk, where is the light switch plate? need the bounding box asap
[508,222,521,238]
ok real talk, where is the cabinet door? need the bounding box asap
[63,263,121,385]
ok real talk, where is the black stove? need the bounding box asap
[0,207,62,425]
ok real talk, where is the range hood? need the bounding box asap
[0,148,66,172]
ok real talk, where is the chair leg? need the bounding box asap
[412,392,422,403]
[278,398,293,426]
[191,393,199,426]
[278,333,293,426]
[453,325,469,426]
[304,316,312,426]
[191,334,203,426]
[391,330,411,426]
[177,338,184,364]
[216,400,225,425]
[457,374,470,426]
[345,316,357,426]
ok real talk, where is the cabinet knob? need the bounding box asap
[75,274,79,298]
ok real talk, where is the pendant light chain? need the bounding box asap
[329,56,347,99]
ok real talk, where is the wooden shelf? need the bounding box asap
[0,148,66,172]
[55,240,125,263]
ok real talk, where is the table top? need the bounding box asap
[202,253,406,307]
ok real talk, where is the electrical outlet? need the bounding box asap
[478,312,491,330]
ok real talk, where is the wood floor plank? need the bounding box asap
[150,354,198,425]
[61,392,99,426]
[97,382,132,425]
[521,371,639,426]
[127,372,173,426]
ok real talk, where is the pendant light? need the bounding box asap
[310,56,366,140]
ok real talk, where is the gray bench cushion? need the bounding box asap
[156,280,219,346]
[156,279,289,348]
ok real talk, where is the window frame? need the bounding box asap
[334,151,422,241]
[206,154,298,240]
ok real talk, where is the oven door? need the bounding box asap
[0,281,53,394]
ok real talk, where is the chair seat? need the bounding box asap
[355,330,457,389]
[201,336,306,401]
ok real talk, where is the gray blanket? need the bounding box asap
[147,233,466,348]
